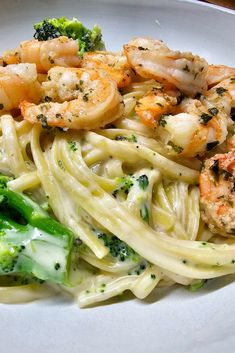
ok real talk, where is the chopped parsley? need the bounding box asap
[138,46,148,50]
[75,80,84,92]
[222,170,233,181]
[158,114,168,127]
[210,159,219,179]
[36,114,49,129]
[115,134,137,143]
[216,87,228,96]
[167,140,183,153]
[54,263,61,270]
[229,123,235,135]
[208,107,219,116]
[44,96,52,103]
[182,64,190,72]
[48,56,55,64]
[82,93,89,102]
[199,113,213,125]
[231,108,235,122]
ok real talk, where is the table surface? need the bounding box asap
[202,0,235,9]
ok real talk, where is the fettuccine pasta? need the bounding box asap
[0,19,235,307]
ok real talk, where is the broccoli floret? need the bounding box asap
[112,176,134,198]
[94,230,138,262]
[0,175,73,284]
[33,17,105,56]
[33,21,61,41]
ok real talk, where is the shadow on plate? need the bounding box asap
[26,272,235,309]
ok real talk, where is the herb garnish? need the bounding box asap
[138,46,148,50]
[200,113,213,125]
[216,87,227,96]
[115,134,137,143]
[158,114,168,127]
[183,64,190,72]
[208,107,218,116]
[167,141,183,153]
[36,114,49,129]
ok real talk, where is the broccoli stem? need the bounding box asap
[0,178,73,284]
[0,187,73,237]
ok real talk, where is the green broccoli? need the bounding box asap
[189,279,207,292]
[112,176,134,198]
[94,229,138,262]
[33,17,105,56]
[0,175,73,284]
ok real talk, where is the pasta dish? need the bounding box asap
[0,17,235,308]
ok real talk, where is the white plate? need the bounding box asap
[0,1,235,352]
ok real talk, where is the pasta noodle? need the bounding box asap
[0,102,233,307]
[1,33,235,308]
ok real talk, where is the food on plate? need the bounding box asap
[17,36,81,73]
[81,51,132,88]
[124,37,208,97]
[0,63,42,112]
[20,66,124,129]
[207,64,235,86]
[0,17,235,308]
[0,175,73,283]
[199,150,235,236]
[136,77,235,157]
[33,17,104,56]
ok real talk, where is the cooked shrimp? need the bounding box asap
[0,63,42,113]
[199,150,235,236]
[4,36,81,73]
[207,65,235,87]
[124,37,208,97]
[0,50,20,66]
[81,51,132,88]
[136,77,235,157]
[135,82,180,128]
[20,66,124,130]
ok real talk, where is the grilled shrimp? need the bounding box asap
[207,65,235,87]
[0,50,20,66]
[199,150,235,236]
[136,77,235,157]
[1,36,81,73]
[0,63,42,113]
[81,51,132,88]
[124,37,208,97]
[20,66,124,130]
[135,82,180,128]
